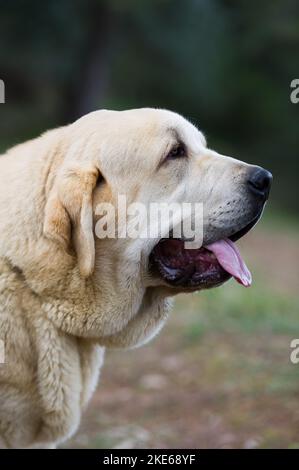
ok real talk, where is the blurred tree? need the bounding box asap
[0,0,298,212]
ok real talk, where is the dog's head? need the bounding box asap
[44,108,272,294]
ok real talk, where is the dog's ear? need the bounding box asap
[44,165,99,277]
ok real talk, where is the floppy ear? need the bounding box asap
[44,165,99,277]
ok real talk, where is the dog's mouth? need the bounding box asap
[149,215,260,290]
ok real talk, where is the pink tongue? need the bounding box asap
[206,238,252,287]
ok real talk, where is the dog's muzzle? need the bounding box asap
[148,166,273,292]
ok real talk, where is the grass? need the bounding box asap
[180,281,298,340]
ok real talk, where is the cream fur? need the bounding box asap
[0,108,255,448]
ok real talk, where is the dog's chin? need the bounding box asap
[149,214,261,291]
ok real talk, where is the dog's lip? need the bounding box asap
[228,212,262,242]
[148,212,263,290]
[149,241,231,289]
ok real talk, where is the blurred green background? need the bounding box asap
[0,0,299,213]
[0,0,299,449]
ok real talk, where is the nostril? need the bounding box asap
[248,167,272,198]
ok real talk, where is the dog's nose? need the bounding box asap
[247,167,272,200]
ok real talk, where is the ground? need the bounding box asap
[64,212,299,449]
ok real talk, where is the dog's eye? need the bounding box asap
[166,144,187,160]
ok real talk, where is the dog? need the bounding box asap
[0,108,272,448]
